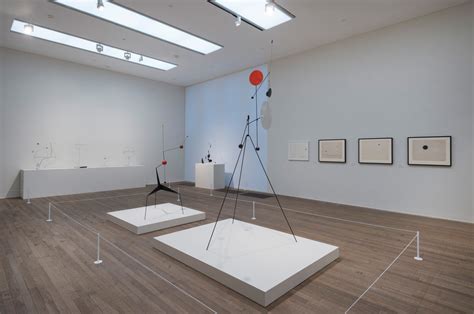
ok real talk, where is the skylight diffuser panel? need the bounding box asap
[52,0,222,55]
[209,0,294,30]
[10,20,176,71]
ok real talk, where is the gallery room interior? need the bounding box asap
[0,0,472,313]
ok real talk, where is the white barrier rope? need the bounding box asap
[46,202,217,314]
[344,234,418,313]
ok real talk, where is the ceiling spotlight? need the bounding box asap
[265,0,276,16]
[96,43,103,53]
[139,55,144,62]
[124,51,131,60]
[97,0,104,11]
[235,15,242,27]
[23,23,34,34]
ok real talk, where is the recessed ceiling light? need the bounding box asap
[10,20,177,71]
[208,0,294,31]
[51,0,223,55]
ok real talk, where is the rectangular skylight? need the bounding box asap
[10,20,177,71]
[209,0,294,30]
[52,0,223,55]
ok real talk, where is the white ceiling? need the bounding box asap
[0,0,468,86]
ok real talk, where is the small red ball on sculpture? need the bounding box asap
[162,160,168,165]
[249,70,264,86]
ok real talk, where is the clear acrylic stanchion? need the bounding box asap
[414,231,423,261]
[94,233,103,265]
[177,188,181,202]
[251,201,256,220]
[46,203,53,222]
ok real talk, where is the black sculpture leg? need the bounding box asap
[232,136,248,223]
[206,123,249,250]
[248,136,298,243]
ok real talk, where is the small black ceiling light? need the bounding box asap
[96,43,103,53]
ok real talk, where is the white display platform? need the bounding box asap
[107,203,206,234]
[154,219,339,306]
[21,165,146,199]
[195,163,225,190]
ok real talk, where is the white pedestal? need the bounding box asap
[21,166,146,199]
[107,203,206,234]
[195,163,225,190]
[153,219,339,306]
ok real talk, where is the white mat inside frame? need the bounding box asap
[153,219,339,306]
[107,203,206,234]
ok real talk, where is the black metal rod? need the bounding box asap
[232,136,248,223]
[247,136,298,242]
[206,122,250,250]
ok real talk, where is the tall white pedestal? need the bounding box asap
[195,163,225,190]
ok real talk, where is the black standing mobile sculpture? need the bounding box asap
[144,126,188,220]
[206,68,297,250]
[144,164,184,220]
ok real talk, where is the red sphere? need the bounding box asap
[249,70,264,86]
[161,160,168,165]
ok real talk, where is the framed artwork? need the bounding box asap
[358,137,393,165]
[407,136,452,166]
[288,141,309,161]
[318,139,346,163]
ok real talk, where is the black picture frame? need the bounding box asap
[358,137,394,165]
[318,139,346,163]
[407,136,452,167]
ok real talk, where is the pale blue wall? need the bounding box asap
[185,65,269,192]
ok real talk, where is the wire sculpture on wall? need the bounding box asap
[206,62,297,250]
[32,142,56,170]
[122,147,136,166]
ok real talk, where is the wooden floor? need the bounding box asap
[0,184,472,313]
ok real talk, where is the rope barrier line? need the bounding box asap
[44,185,421,313]
[46,202,217,314]
[344,234,418,313]
[52,191,148,204]
[175,186,418,234]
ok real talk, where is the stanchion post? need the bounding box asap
[46,203,53,222]
[210,189,213,197]
[94,233,103,265]
[251,201,256,220]
[414,231,423,261]
[177,188,181,202]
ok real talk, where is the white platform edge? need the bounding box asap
[107,205,206,235]
[153,224,339,306]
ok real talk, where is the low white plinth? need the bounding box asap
[195,163,225,190]
[153,219,339,306]
[107,203,206,234]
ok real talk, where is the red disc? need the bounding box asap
[249,70,263,86]
[161,160,168,165]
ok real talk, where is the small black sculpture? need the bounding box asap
[202,143,213,163]
[144,165,184,220]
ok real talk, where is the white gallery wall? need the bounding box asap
[185,66,268,192]
[268,3,473,222]
[0,48,185,198]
